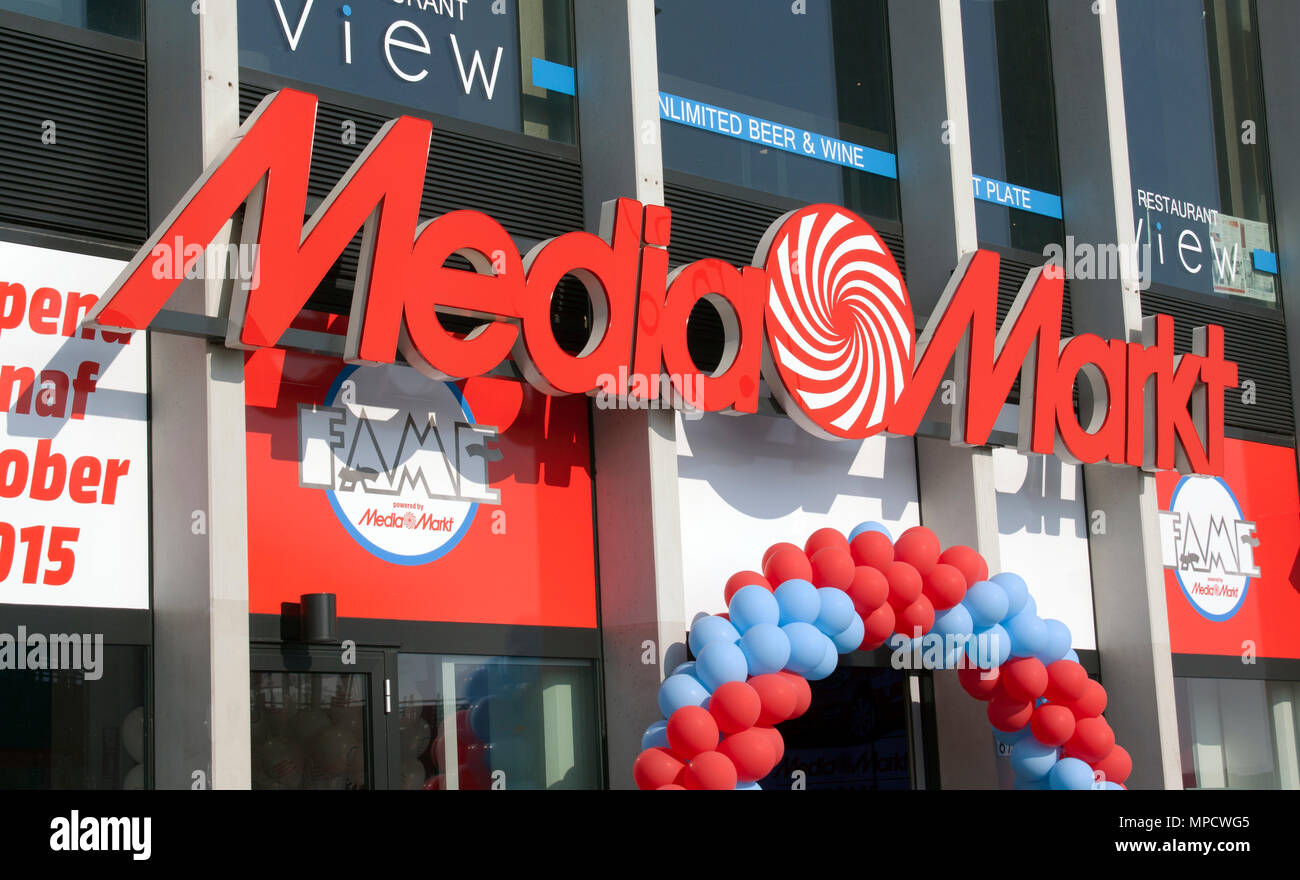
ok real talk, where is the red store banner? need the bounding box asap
[1157,438,1300,660]
[244,314,597,628]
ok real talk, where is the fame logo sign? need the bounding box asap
[85,88,1240,477]
[1158,476,1258,621]
[297,364,499,564]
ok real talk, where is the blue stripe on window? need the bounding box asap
[531,58,576,96]
[970,173,1063,219]
[1252,248,1279,274]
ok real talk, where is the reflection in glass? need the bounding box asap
[759,666,911,790]
[250,670,369,790]
[0,645,148,789]
[1175,676,1300,789]
[656,0,898,220]
[397,654,600,790]
[961,0,1064,253]
[0,0,140,39]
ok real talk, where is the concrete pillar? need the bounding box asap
[144,0,249,790]
[889,0,1001,789]
[1048,0,1182,789]
[573,0,686,790]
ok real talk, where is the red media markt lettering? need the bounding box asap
[86,88,1236,475]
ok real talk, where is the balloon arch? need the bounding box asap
[633,524,1133,790]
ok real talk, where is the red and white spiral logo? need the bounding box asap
[757,205,914,440]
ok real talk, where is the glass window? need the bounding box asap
[0,0,141,39]
[656,0,899,220]
[758,666,912,790]
[961,0,1064,254]
[1175,676,1300,789]
[397,653,601,790]
[237,0,577,145]
[250,669,371,790]
[0,644,148,789]
[1119,0,1279,306]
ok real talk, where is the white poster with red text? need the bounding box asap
[0,241,147,609]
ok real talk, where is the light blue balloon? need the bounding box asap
[815,587,857,635]
[736,781,763,790]
[963,580,1010,628]
[669,661,702,682]
[993,724,1031,748]
[1013,775,1051,790]
[641,720,669,751]
[991,572,1030,620]
[688,615,740,657]
[1010,738,1060,781]
[695,640,749,691]
[739,622,791,675]
[968,623,1010,669]
[1036,619,1073,665]
[831,615,865,654]
[657,673,709,717]
[932,603,974,640]
[774,579,820,625]
[1100,780,1124,791]
[1049,757,1096,791]
[849,521,892,541]
[1064,648,1081,664]
[728,584,780,633]
[807,635,839,680]
[1004,609,1049,659]
[782,621,825,677]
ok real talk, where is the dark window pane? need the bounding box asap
[0,645,148,790]
[0,0,141,40]
[656,0,899,220]
[250,670,370,790]
[962,0,1064,253]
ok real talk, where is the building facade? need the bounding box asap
[1,0,1298,790]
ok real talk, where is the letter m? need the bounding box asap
[85,89,430,350]
[886,250,1063,452]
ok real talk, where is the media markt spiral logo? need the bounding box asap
[758,204,915,440]
[1158,476,1259,621]
[297,364,501,565]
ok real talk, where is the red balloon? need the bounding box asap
[680,750,738,790]
[633,747,684,790]
[922,563,968,611]
[762,542,803,569]
[804,527,850,558]
[1070,679,1108,719]
[895,594,935,637]
[763,547,813,588]
[849,530,894,571]
[1092,744,1132,785]
[718,728,778,783]
[666,705,719,759]
[809,547,855,590]
[883,561,923,610]
[937,545,988,587]
[748,673,797,725]
[1000,657,1049,703]
[988,693,1034,732]
[893,526,940,575]
[655,783,686,790]
[724,570,771,604]
[848,565,889,613]
[1030,703,1076,747]
[752,725,785,766]
[958,663,1000,701]
[1066,716,1115,764]
[860,602,896,650]
[1044,660,1089,704]
[776,671,812,718]
[708,681,762,734]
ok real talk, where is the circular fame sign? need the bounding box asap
[1164,476,1256,621]
[757,204,915,440]
[301,364,498,565]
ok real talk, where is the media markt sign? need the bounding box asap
[1158,476,1258,621]
[297,363,499,564]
